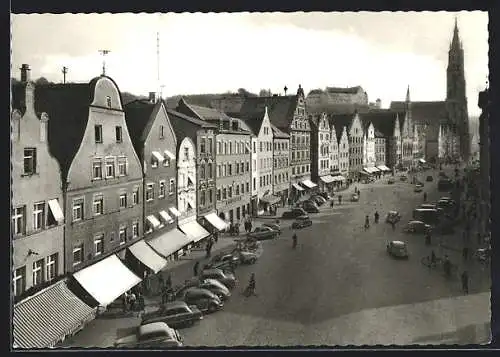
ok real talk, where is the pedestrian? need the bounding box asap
[462,246,469,261]
[330,200,334,209]
[193,260,200,277]
[391,221,396,231]
[128,291,136,311]
[249,220,253,232]
[165,274,172,289]
[423,192,427,202]
[461,271,469,294]
[137,293,145,316]
[425,231,431,245]
[206,243,212,258]
[338,195,342,205]
[122,293,128,312]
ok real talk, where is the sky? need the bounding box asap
[11,11,488,115]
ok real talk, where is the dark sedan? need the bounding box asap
[291,215,313,229]
[282,208,308,219]
[176,287,224,314]
[141,301,203,328]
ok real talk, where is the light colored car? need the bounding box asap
[262,222,281,234]
[181,278,232,301]
[291,215,312,229]
[404,220,431,234]
[385,211,401,224]
[351,193,359,202]
[114,322,183,348]
[414,186,423,193]
[247,226,279,240]
[386,241,409,259]
[199,268,237,289]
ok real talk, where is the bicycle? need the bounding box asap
[421,255,443,269]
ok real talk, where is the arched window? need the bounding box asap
[207,163,212,178]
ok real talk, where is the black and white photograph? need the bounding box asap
[10,10,491,348]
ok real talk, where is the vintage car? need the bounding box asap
[262,222,281,234]
[204,252,240,270]
[404,220,431,234]
[141,301,203,328]
[414,185,423,193]
[318,192,332,200]
[291,215,313,229]
[438,171,447,178]
[387,178,395,184]
[311,195,327,205]
[385,211,401,224]
[426,175,434,182]
[386,240,409,259]
[437,199,456,211]
[400,175,408,182]
[199,268,237,289]
[247,226,279,240]
[114,322,183,348]
[298,200,320,213]
[415,182,424,188]
[351,193,359,202]
[282,208,308,219]
[175,287,224,313]
[179,278,231,301]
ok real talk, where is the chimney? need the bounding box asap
[149,92,156,103]
[20,64,31,82]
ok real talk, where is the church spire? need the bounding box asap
[451,16,461,50]
[405,85,411,102]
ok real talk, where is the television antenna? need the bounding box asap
[98,49,111,75]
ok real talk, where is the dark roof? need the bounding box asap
[307,89,324,95]
[374,129,385,138]
[34,80,101,181]
[235,95,298,132]
[11,82,28,115]
[271,124,289,139]
[358,110,403,137]
[166,108,217,129]
[176,98,230,121]
[308,103,371,115]
[326,86,363,94]
[329,113,355,140]
[390,101,448,125]
[230,102,267,135]
[123,99,158,156]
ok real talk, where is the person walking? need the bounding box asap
[461,270,469,294]
[423,192,427,202]
[391,220,396,231]
[193,260,200,277]
[338,195,342,205]
[330,199,334,209]
[425,230,432,246]
[462,246,469,261]
[165,274,172,290]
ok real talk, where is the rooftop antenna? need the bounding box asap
[156,32,161,102]
[62,66,68,84]
[98,49,111,76]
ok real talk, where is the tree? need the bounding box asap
[35,77,50,85]
[259,89,272,97]
[237,88,257,97]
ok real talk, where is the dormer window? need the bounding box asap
[106,96,112,108]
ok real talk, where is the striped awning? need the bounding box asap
[319,175,335,184]
[13,280,95,348]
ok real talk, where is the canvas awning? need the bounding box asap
[301,179,317,189]
[152,151,164,162]
[370,167,380,172]
[360,170,371,175]
[169,207,181,217]
[419,158,426,163]
[260,195,281,205]
[179,221,211,243]
[319,175,335,184]
[73,255,141,307]
[204,212,229,231]
[159,210,174,224]
[377,165,391,171]
[363,167,372,174]
[47,199,64,223]
[148,228,192,258]
[13,280,95,348]
[333,175,346,181]
[146,215,161,229]
[164,150,176,160]
[128,240,167,274]
[292,183,304,191]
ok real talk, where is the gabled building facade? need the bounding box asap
[337,126,350,179]
[362,121,376,170]
[310,113,334,191]
[374,130,387,168]
[329,123,340,175]
[176,100,252,225]
[271,125,290,204]
[11,68,66,299]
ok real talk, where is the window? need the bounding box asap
[246,162,249,172]
[169,179,175,195]
[159,180,166,198]
[228,187,233,198]
[73,243,84,266]
[159,125,164,139]
[200,191,206,206]
[253,142,256,153]
[235,163,240,174]
[200,138,206,153]
[118,157,127,176]
[110,232,115,242]
[228,164,232,176]
[72,198,84,222]
[13,266,26,296]
[208,138,213,153]
[119,193,127,208]
[132,222,139,237]
[23,148,37,175]
[241,183,244,194]
[12,206,25,235]
[105,158,115,178]
[184,147,189,161]
[92,159,103,179]
[207,163,213,178]
[222,188,227,200]
[146,183,154,201]
[106,96,112,108]
[208,189,213,203]
[46,253,58,281]
[260,142,263,152]
[33,202,45,231]
[236,185,240,195]
[246,182,249,192]
[119,227,127,244]
[253,177,256,191]
[32,258,44,286]
[95,125,103,143]
[217,189,221,201]
[115,126,123,142]
[151,155,159,168]
[132,187,140,205]
[200,165,206,179]
[94,234,104,256]
[93,195,104,215]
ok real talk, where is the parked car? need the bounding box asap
[311,195,327,205]
[351,193,359,202]
[114,322,183,348]
[385,211,401,224]
[386,240,409,259]
[176,287,224,313]
[204,253,240,270]
[299,200,320,213]
[318,192,332,200]
[426,175,434,182]
[232,249,260,264]
[262,222,281,234]
[247,226,279,240]
[400,175,408,181]
[291,215,313,229]
[437,199,456,211]
[179,278,231,301]
[388,178,395,184]
[438,178,453,191]
[199,268,237,289]
[282,208,308,219]
[141,301,203,328]
[414,186,423,193]
[419,204,445,215]
[439,171,447,178]
[415,182,424,188]
[404,220,431,234]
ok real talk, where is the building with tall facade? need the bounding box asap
[310,113,335,192]
[11,66,66,299]
[271,125,291,204]
[391,19,470,163]
[477,88,490,236]
[336,126,350,180]
[176,100,252,224]
[167,108,228,233]
[361,120,379,176]
[331,113,364,181]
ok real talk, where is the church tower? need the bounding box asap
[446,17,470,160]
